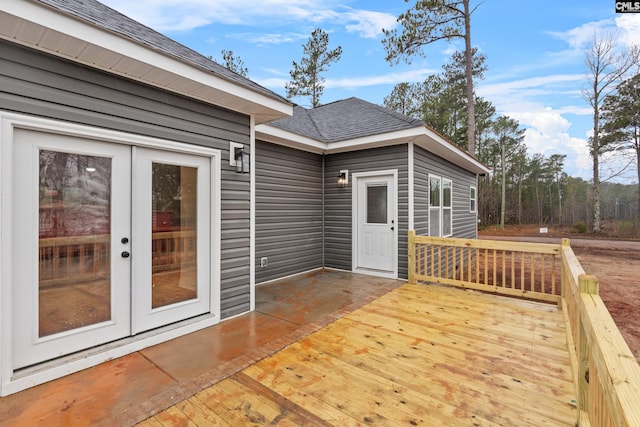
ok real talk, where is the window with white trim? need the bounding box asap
[429,176,441,236]
[429,175,453,237]
[470,185,477,213]
[442,178,452,237]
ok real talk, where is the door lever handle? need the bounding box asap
[121,251,130,258]
[391,226,395,231]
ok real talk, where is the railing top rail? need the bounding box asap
[413,235,561,255]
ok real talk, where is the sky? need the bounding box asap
[100,0,640,183]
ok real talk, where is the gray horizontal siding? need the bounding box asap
[255,141,323,283]
[324,145,409,279]
[414,144,478,240]
[1,40,251,319]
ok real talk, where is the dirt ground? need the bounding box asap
[479,226,640,365]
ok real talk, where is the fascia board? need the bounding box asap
[323,127,426,154]
[418,127,490,175]
[0,2,292,122]
[255,124,326,154]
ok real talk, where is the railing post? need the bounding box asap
[408,230,416,284]
[576,274,599,423]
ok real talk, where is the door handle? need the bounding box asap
[391,226,395,231]
[121,251,130,258]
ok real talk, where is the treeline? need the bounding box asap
[382,48,639,234]
[480,171,638,232]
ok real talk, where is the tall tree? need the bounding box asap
[582,31,639,233]
[382,0,480,154]
[601,73,640,234]
[220,49,248,77]
[285,28,342,108]
[383,48,487,149]
[491,116,525,229]
[383,82,419,116]
[547,154,567,226]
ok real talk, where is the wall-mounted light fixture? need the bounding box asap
[229,141,250,174]
[234,146,250,174]
[337,169,348,187]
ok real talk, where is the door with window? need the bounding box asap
[12,129,212,369]
[354,172,397,276]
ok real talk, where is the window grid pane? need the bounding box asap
[429,177,440,207]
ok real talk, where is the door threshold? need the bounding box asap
[353,268,398,279]
[3,313,219,396]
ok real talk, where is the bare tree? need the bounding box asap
[582,31,639,233]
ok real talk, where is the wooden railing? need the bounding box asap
[39,234,111,287]
[408,231,562,303]
[39,230,196,287]
[408,231,640,427]
[560,241,640,427]
[151,230,197,273]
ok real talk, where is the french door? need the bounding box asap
[12,129,212,369]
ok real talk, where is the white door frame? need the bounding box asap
[0,112,221,396]
[351,170,398,279]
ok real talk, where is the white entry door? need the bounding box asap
[12,130,213,369]
[353,172,397,277]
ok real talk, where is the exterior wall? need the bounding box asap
[414,144,478,239]
[255,141,323,283]
[324,145,409,279]
[0,40,251,319]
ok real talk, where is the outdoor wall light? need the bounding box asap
[337,169,349,187]
[234,146,250,174]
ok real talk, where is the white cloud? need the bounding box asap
[343,9,398,39]
[325,68,434,89]
[616,14,640,46]
[255,68,433,92]
[101,0,396,38]
[477,74,594,179]
[226,32,309,45]
[547,19,613,50]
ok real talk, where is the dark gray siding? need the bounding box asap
[414,145,478,239]
[324,145,409,279]
[255,141,323,283]
[1,40,251,319]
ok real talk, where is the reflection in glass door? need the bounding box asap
[151,163,198,308]
[38,150,113,336]
[132,148,211,334]
[13,130,131,369]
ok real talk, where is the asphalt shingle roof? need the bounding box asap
[269,97,425,142]
[36,0,289,105]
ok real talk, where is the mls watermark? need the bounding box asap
[616,1,640,12]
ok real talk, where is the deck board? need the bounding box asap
[144,284,577,426]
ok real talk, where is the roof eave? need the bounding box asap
[0,2,292,124]
[416,127,491,175]
[257,123,490,175]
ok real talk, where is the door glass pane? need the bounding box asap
[39,150,112,337]
[367,184,387,224]
[151,163,197,308]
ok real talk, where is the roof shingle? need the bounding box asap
[270,97,424,142]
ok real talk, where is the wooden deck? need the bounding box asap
[140,283,576,426]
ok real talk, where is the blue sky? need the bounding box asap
[100,0,640,182]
